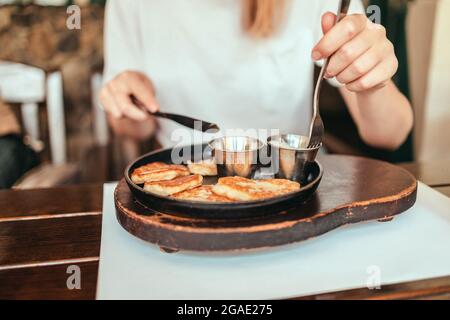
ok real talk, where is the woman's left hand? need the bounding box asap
[312,12,398,93]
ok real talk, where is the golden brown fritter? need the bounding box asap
[131,162,189,184]
[144,175,203,196]
[212,176,300,201]
[187,159,218,176]
[173,185,234,202]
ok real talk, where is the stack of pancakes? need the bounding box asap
[131,161,300,202]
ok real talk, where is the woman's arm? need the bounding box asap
[102,0,159,140]
[313,12,413,150]
[340,81,413,150]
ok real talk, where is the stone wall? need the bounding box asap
[0,4,105,159]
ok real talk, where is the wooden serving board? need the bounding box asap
[115,155,417,252]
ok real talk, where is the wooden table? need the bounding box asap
[1,161,449,300]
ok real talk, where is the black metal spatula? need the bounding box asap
[130,95,220,133]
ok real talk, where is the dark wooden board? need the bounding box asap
[115,155,417,252]
[0,260,99,300]
[296,275,450,300]
[0,184,102,219]
[0,214,101,266]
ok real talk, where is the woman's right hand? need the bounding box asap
[99,71,160,121]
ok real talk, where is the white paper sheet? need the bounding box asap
[97,182,450,300]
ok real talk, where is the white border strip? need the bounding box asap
[0,211,101,223]
[0,257,100,271]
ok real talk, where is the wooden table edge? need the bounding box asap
[1,161,449,300]
[295,275,450,300]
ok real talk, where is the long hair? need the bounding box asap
[243,0,286,37]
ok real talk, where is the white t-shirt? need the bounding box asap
[104,0,364,148]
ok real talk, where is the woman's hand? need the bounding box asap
[100,71,160,140]
[312,13,398,93]
[99,71,160,120]
[312,12,413,150]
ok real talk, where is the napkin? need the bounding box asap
[97,182,450,299]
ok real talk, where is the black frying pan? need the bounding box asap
[125,144,323,220]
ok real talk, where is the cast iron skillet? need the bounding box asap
[125,144,323,220]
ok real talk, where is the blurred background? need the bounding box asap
[0,0,449,189]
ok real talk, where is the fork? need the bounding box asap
[307,0,351,149]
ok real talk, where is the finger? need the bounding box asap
[345,56,398,92]
[312,14,367,61]
[321,12,336,35]
[335,42,389,84]
[113,92,148,121]
[99,86,122,119]
[325,28,378,78]
[127,74,160,113]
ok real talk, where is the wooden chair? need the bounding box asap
[0,62,110,189]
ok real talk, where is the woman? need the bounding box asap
[0,99,39,188]
[100,0,413,150]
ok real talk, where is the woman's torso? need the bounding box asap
[105,0,363,147]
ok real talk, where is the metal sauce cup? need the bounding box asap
[209,136,264,178]
[267,134,321,183]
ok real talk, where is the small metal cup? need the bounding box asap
[267,134,321,183]
[209,136,264,178]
